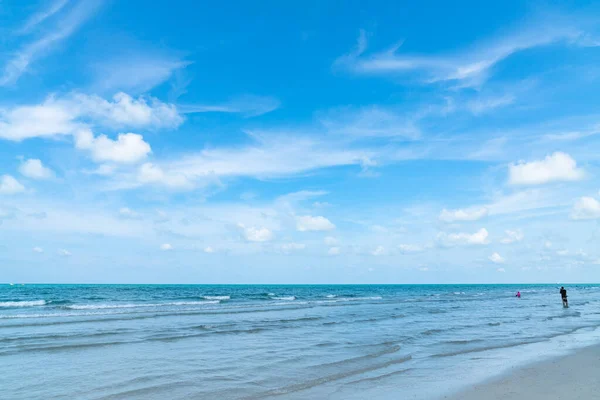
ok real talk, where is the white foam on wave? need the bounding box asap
[272,301,308,306]
[272,296,296,301]
[0,311,116,319]
[66,300,219,310]
[326,294,337,298]
[0,300,46,308]
[311,296,383,305]
[340,296,382,301]
[203,296,230,300]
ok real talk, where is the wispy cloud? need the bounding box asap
[318,106,421,139]
[336,20,585,87]
[179,95,280,117]
[91,55,191,94]
[115,134,371,190]
[17,0,70,35]
[466,94,515,115]
[1,0,102,86]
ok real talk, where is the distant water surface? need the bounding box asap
[2,284,600,399]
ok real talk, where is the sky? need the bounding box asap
[1,0,600,284]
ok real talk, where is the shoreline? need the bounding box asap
[445,343,600,400]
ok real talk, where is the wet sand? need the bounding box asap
[446,344,600,400]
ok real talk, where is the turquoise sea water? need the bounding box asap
[2,284,600,399]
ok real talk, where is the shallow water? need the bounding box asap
[2,284,600,399]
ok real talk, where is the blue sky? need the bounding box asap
[2,0,600,283]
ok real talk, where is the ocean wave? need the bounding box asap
[336,296,383,302]
[422,328,445,336]
[250,354,412,398]
[427,309,447,314]
[544,311,581,321]
[203,296,230,300]
[271,296,296,301]
[326,294,337,298]
[0,300,46,308]
[65,301,219,310]
[431,340,543,358]
[443,339,484,345]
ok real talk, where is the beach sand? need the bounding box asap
[446,344,600,400]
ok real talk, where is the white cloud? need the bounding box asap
[74,92,183,129]
[0,92,182,142]
[371,245,386,256]
[58,249,72,257]
[337,23,582,87]
[500,229,524,244]
[19,159,54,180]
[118,207,140,219]
[281,243,306,253]
[32,247,44,253]
[508,152,584,185]
[398,244,425,253]
[179,95,280,117]
[75,129,151,164]
[324,236,339,246]
[160,243,173,251]
[1,0,102,86]
[544,241,553,249]
[439,207,488,222]
[489,252,505,264]
[296,215,335,232]
[204,246,215,253]
[556,249,569,256]
[438,228,489,246]
[571,197,600,220]
[328,247,340,256]
[238,223,273,242]
[86,165,117,176]
[136,163,193,189]
[575,249,587,257]
[497,268,506,273]
[0,175,25,194]
[0,100,79,141]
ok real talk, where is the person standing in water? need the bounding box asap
[516,291,521,298]
[560,287,568,307]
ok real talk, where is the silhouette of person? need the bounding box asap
[560,287,568,307]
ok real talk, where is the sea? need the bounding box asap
[2,284,600,400]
